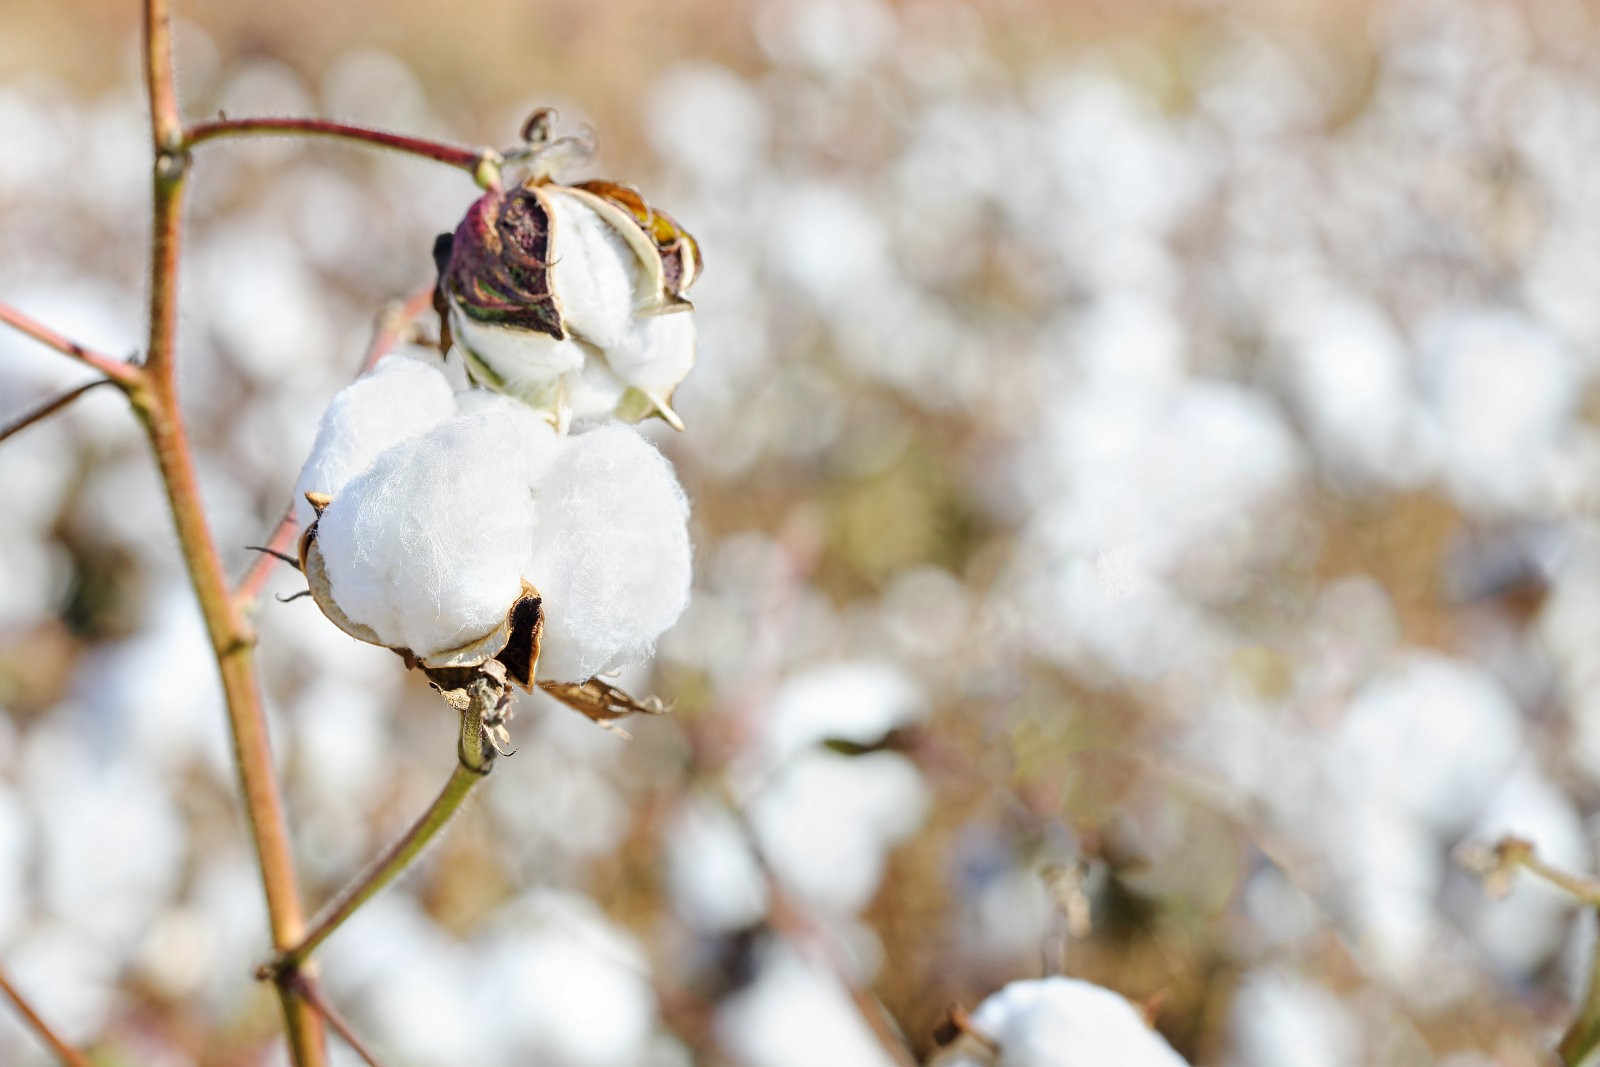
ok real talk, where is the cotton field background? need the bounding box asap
[1,0,1596,1063]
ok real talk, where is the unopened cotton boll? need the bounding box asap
[949,977,1191,1067]
[438,177,701,432]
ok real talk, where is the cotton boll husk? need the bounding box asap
[316,403,559,658]
[525,424,692,681]
[957,977,1190,1067]
[291,355,457,527]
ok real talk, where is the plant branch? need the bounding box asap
[184,118,499,184]
[261,680,500,981]
[0,966,92,1067]
[0,379,116,444]
[0,303,143,387]
[141,0,324,1062]
[288,974,387,1067]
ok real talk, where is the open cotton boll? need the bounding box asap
[291,355,457,526]
[547,187,642,348]
[958,977,1190,1067]
[525,424,692,681]
[316,405,559,659]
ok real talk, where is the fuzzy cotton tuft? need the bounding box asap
[525,424,692,681]
[315,403,557,658]
[291,355,457,527]
[293,366,692,676]
[959,977,1191,1067]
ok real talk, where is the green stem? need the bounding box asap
[263,690,497,979]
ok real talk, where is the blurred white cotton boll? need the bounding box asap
[755,0,896,79]
[478,890,657,1067]
[717,945,899,1067]
[1227,969,1360,1067]
[749,750,928,915]
[1271,285,1426,488]
[665,794,768,931]
[1461,765,1587,977]
[1416,308,1583,514]
[1328,653,1523,835]
[22,725,183,954]
[760,659,925,768]
[317,405,553,658]
[647,64,770,185]
[947,977,1190,1067]
[525,424,692,681]
[4,921,120,1045]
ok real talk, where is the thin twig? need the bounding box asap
[289,974,387,1067]
[0,967,92,1067]
[0,378,115,444]
[0,303,143,387]
[141,0,324,1062]
[261,682,499,980]
[185,118,498,184]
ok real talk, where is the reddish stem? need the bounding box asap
[0,303,142,387]
[0,967,92,1067]
[142,0,325,1063]
[185,118,492,176]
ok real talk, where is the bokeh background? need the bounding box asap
[4,0,1600,1063]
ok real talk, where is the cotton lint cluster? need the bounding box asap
[292,355,691,682]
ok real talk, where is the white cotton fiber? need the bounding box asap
[291,355,457,526]
[953,979,1196,1062]
[964,977,1190,1067]
[525,424,693,680]
[316,404,558,658]
[549,188,642,348]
